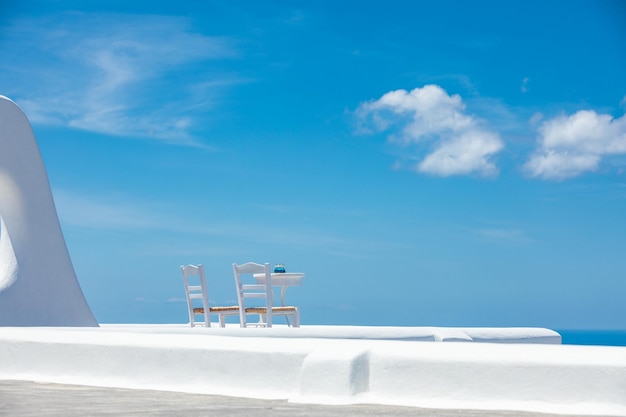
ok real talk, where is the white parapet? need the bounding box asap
[0,325,624,416]
[86,323,562,343]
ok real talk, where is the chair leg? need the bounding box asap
[293,310,300,328]
[219,314,225,328]
[188,306,194,327]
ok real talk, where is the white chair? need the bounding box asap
[232,262,300,328]
[181,264,239,327]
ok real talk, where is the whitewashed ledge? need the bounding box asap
[1,325,625,416]
[98,323,564,344]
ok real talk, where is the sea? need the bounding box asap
[556,329,626,347]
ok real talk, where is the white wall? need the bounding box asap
[0,96,98,326]
[0,326,624,416]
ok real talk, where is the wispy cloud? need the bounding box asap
[521,77,530,93]
[53,189,396,255]
[3,12,239,147]
[53,189,166,230]
[355,85,504,177]
[524,109,626,180]
[473,228,533,244]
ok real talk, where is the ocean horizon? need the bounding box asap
[556,329,626,347]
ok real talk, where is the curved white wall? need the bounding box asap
[0,95,98,326]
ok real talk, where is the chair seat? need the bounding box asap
[194,306,240,314]
[182,264,239,328]
[244,306,298,314]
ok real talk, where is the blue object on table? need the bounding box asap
[274,264,286,273]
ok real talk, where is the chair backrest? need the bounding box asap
[232,262,272,327]
[180,264,210,327]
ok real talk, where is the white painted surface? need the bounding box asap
[0,96,98,326]
[0,325,624,416]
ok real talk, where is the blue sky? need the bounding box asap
[1,1,625,328]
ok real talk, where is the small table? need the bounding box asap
[252,272,304,307]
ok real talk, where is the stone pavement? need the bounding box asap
[0,380,594,417]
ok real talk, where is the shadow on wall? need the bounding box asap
[0,216,19,291]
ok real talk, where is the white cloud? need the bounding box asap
[419,130,503,177]
[3,13,238,146]
[356,85,504,177]
[524,110,626,180]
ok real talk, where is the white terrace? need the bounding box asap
[1,95,625,416]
